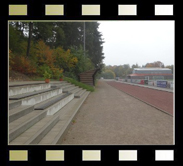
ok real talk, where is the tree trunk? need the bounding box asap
[26,22,33,58]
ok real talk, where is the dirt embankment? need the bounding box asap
[9,71,32,82]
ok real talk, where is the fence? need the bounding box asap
[118,79,173,89]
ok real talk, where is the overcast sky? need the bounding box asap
[98,21,174,67]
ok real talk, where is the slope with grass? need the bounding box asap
[64,77,95,92]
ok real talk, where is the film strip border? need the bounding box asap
[8,149,176,162]
[8,4,174,16]
[4,1,178,166]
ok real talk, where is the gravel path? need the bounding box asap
[61,80,173,145]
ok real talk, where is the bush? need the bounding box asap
[37,64,52,76]
[9,50,14,71]
[51,68,63,80]
[10,54,37,75]
[64,71,79,80]
[43,71,52,79]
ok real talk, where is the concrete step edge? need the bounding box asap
[9,82,48,87]
[24,116,59,145]
[62,84,75,89]
[9,100,22,110]
[50,81,68,85]
[62,84,73,88]
[63,86,78,93]
[75,89,87,98]
[21,88,63,106]
[46,93,74,115]
[9,83,51,97]
[59,85,73,91]
[52,91,90,144]
[50,82,71,88]
[70,88,82,94]
[9,110,47,142]
[34,93,72,110]
[34,93,65,108]
[9,87,61,100]
[9,105,34,123]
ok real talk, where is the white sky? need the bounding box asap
[98,21,174,67]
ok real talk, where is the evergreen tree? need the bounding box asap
[85,22,105,68]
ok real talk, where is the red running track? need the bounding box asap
[106,81,173,116]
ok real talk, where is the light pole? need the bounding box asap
[83,21,85,58]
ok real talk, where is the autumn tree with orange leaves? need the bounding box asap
[9,21,104,80]
[145,61,164,68]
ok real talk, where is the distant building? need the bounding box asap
[127,68,173,80]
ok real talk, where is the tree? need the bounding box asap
[101,70,115,79]
[165,65,174,74]
[32,22,55,44]
[103,64,131,78]
[9,21,105,80]
[145,61,164,68]
[35,40,55,68]
[126,68,133,75]
[86,22,105,68]
[9,24,21,53]
[9,23,27,54]
[26,22,33,57]
[123,64,130,69]
[70,45,94,74]
[113,65,124,77]
[53,46,78,73]
[132,63,140,69]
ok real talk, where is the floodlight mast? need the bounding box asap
[84,21,85,58]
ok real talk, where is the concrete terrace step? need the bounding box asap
[9,110,47,142]
[50,81,67,85]
[61,84,74,89]
[9,83,50,97]
[9,87,61,100]
[63,86,78,93]
[51,84,68,89]
[34,93,65,109]
[9,105,34,123]
[9,82,46,87]
[9,100,21,110]
[69,87,82,95]
[8,81,91,145]
[9,115,59,145]
[50,83,73,90]
[35,93,72,110]
[18,88,62,106]
[35,93,74,115]
[25,115,59,144]
[50,82,71,88]
[38,91,90,145]
[74,89,86,98]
